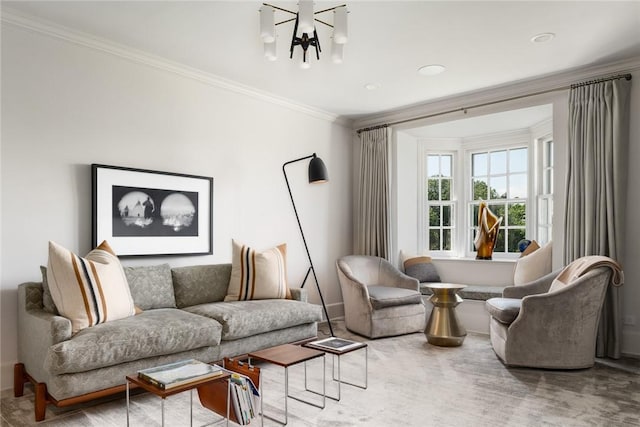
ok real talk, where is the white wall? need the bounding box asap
[0,24,353,390]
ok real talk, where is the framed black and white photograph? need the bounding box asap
[92,164,213,256]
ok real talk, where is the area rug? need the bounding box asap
[2,321,639,426]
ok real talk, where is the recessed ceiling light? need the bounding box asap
[364,83,380,90]
[531,32,555,43]
[418,64,446,76]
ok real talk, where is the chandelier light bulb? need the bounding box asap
[333,6,348,44]
[264,41,277,61]
[331,40,344,64]
[260,5,275,43]
[298,0,315,34]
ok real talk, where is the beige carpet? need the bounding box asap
[2,321,639,426]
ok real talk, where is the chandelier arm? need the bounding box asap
[275,18,296,26]
[263,3,296,15]
[314,4,347,15]
[313,18,333,28]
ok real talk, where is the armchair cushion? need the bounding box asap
[367,285,422,309]
[485,298,522,325]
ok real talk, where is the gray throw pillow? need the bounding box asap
[124,264,176,310]
[404,257,441,283]
[40,265,59,314]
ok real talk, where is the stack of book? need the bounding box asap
[229,372,260,425]
[137,359,224,390]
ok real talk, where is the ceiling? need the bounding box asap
[3,1,640,120]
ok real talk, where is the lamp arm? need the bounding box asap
[282,154,334,336]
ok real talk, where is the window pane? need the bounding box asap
[471,204,479,227]
[508,229,526,253]
[538,227,549,244]
[544,169,552,194]
[429,229,440,251]
[428,179,439,200]
[429,206,441,226]
[441,179,451,201]
[491,151,507,174]
[443,229,452,251]
[427,155,440,176]
[472,153,487,177]
[508,203,526,226]
[495,229,505,252]
[443,205,451,226]
[509,148,527,172]
[546,140,553,166]
[489,204,505,219]
[441,155,452,177]
[509,174,527,198]
[547,199,553,223]
[489,176,507,199]
[473,179,488,200]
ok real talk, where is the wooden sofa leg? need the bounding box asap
[34,382,48,422]
[13,363,25,397]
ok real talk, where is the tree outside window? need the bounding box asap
[426,154,454,251]
[470,148,527,254]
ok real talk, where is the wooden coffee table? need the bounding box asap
[125,370,230,427]
[248,343,325,425]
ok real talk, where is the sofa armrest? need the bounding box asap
[18,283,72,382]
[289,288,308,302]
[502,269,560,299]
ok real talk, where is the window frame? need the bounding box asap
[418,130,538,259]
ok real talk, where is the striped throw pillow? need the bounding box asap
[225,240,291,301]
[47,240,136,334]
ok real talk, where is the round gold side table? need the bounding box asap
[424,283,467,347]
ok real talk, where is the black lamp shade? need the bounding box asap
[308,156,328,183]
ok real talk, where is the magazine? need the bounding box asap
[307,337,363,351]
[138,359,224,390]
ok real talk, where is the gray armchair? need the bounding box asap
[336,255,426,338]
[486,267,611,369]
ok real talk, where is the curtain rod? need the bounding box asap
[356,73,632,135]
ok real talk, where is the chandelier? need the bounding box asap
[259,2,348,68]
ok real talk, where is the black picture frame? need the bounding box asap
[92,164,213,257]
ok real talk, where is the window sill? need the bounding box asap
[431,257,516,264]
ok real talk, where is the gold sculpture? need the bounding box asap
[474,201,503,260]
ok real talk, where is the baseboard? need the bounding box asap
[1,361,15,392]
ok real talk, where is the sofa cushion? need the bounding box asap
[172,264,232,308]
[46,240,136,334]
[513,241,552,285]
[367,285,423,309]
[124,264,176,310]
[183,299,322,341]
[403,256,441,283]
[485,298,522,325]
[225,240,291,301]
[44,308,222,375]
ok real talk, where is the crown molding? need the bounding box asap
[1,8,352,127]
[354,57,640,131]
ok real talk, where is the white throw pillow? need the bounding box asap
[513,242,553,285]
[225,240,291,301]
[47,240,136,334]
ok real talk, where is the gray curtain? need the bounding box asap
[354,127,390,258]
[564,77,631,359]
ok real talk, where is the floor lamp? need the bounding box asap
[283,153,334,337]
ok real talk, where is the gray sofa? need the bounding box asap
[15,263,322,421]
